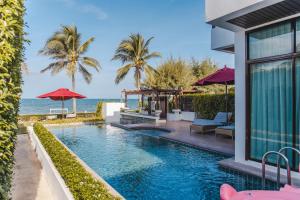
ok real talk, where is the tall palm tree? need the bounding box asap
[39,25,100,113]
[112,33,161,99]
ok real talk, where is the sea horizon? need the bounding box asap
[20,98,139,115]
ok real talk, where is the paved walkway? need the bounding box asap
[127,120,235,155]
[12,134,54,200]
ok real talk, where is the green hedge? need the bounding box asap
[33,123,120,200]
[183,93,234,119]
[0,0,25,198]
[95,102,103,119]
[19,112,97,122]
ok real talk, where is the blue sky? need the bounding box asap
[23,0,233,98]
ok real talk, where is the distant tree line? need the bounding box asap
[142,57,230,94]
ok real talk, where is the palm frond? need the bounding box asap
[112,33,160,88]
[115,63,133,84]
[144,37,154,49]
[40,25,99,88]
[40,60,68,74]
[78,63,92,84]
[144,64,157,75]
[81,57,101,71]
[143,52,161,60]
[79,37,95,54]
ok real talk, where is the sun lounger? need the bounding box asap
[66,113,76,118]
[190,112,232,134]
[46,115,57,120]
[215,123,235,140]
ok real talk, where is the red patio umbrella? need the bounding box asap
[37,88,86,116]
[193,66,234,124]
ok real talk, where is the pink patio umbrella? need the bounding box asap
[37,88,86,116]
[193,66,234,124]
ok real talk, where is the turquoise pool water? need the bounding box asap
[49,124,275,200]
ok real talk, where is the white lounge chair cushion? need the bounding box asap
[46,115,57,120]
[66,113,76,118]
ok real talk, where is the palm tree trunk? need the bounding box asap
[72,73,77,114]
[137,78,142,106]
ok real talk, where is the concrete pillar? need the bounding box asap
[234,31,246,163]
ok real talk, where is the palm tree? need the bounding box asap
[112,33,161,100]
[39,25,100,113]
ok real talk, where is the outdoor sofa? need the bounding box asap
[190,112,232,134]
[215,123,235,140]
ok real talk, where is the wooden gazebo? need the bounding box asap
[121,88,198,119]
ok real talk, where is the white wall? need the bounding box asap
[102,102,125,123]
[181,112,195,122]
[205,0,264,22]
[28,127,74,200]
[211,26,234,51]
[234,31,246,162]
[205,0,285,31]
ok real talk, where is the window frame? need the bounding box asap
[246,17,300,170]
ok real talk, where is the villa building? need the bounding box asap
[205,0,300,172]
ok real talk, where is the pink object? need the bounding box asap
[220,184,238,200]
[193,65,234,86]
[37,88,86,100]
[220,184,300,200]
[280,184,300,194]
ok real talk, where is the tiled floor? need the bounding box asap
[126,120,235,155]
[12,134,54,200]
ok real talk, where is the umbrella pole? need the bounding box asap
[225,83,228,125]
[62,98,64,119]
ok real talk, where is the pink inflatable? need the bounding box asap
[220,184,300,200]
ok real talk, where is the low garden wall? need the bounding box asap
[28,126,74,200]
[31,123,122,200]
[19,112,97,121]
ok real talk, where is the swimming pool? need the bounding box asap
[49,124,275,200]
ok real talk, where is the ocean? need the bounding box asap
[20,99,139,115]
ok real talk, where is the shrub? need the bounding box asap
[0,0,25,198]
[33,123,120,200]
[95,102,103,119]
[183,93,235,119]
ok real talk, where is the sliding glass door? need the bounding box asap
[250,60,293,163]
[248,19,300,169]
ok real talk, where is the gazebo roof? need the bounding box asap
[122,89,200,96]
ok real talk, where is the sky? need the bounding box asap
[23,0,234,99]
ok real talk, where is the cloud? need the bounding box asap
[82,4,108,20]
[58,0,108,20]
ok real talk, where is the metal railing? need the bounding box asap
[276,147,300,187]
[261,151,291,189]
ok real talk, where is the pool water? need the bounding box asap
[49,124,275,200]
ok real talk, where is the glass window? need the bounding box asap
[249,22,292,59]
[296,19,300,52]
[250,60,293,163]
[295,58,300,169]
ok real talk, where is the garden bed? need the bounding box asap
[33,123,122,200]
